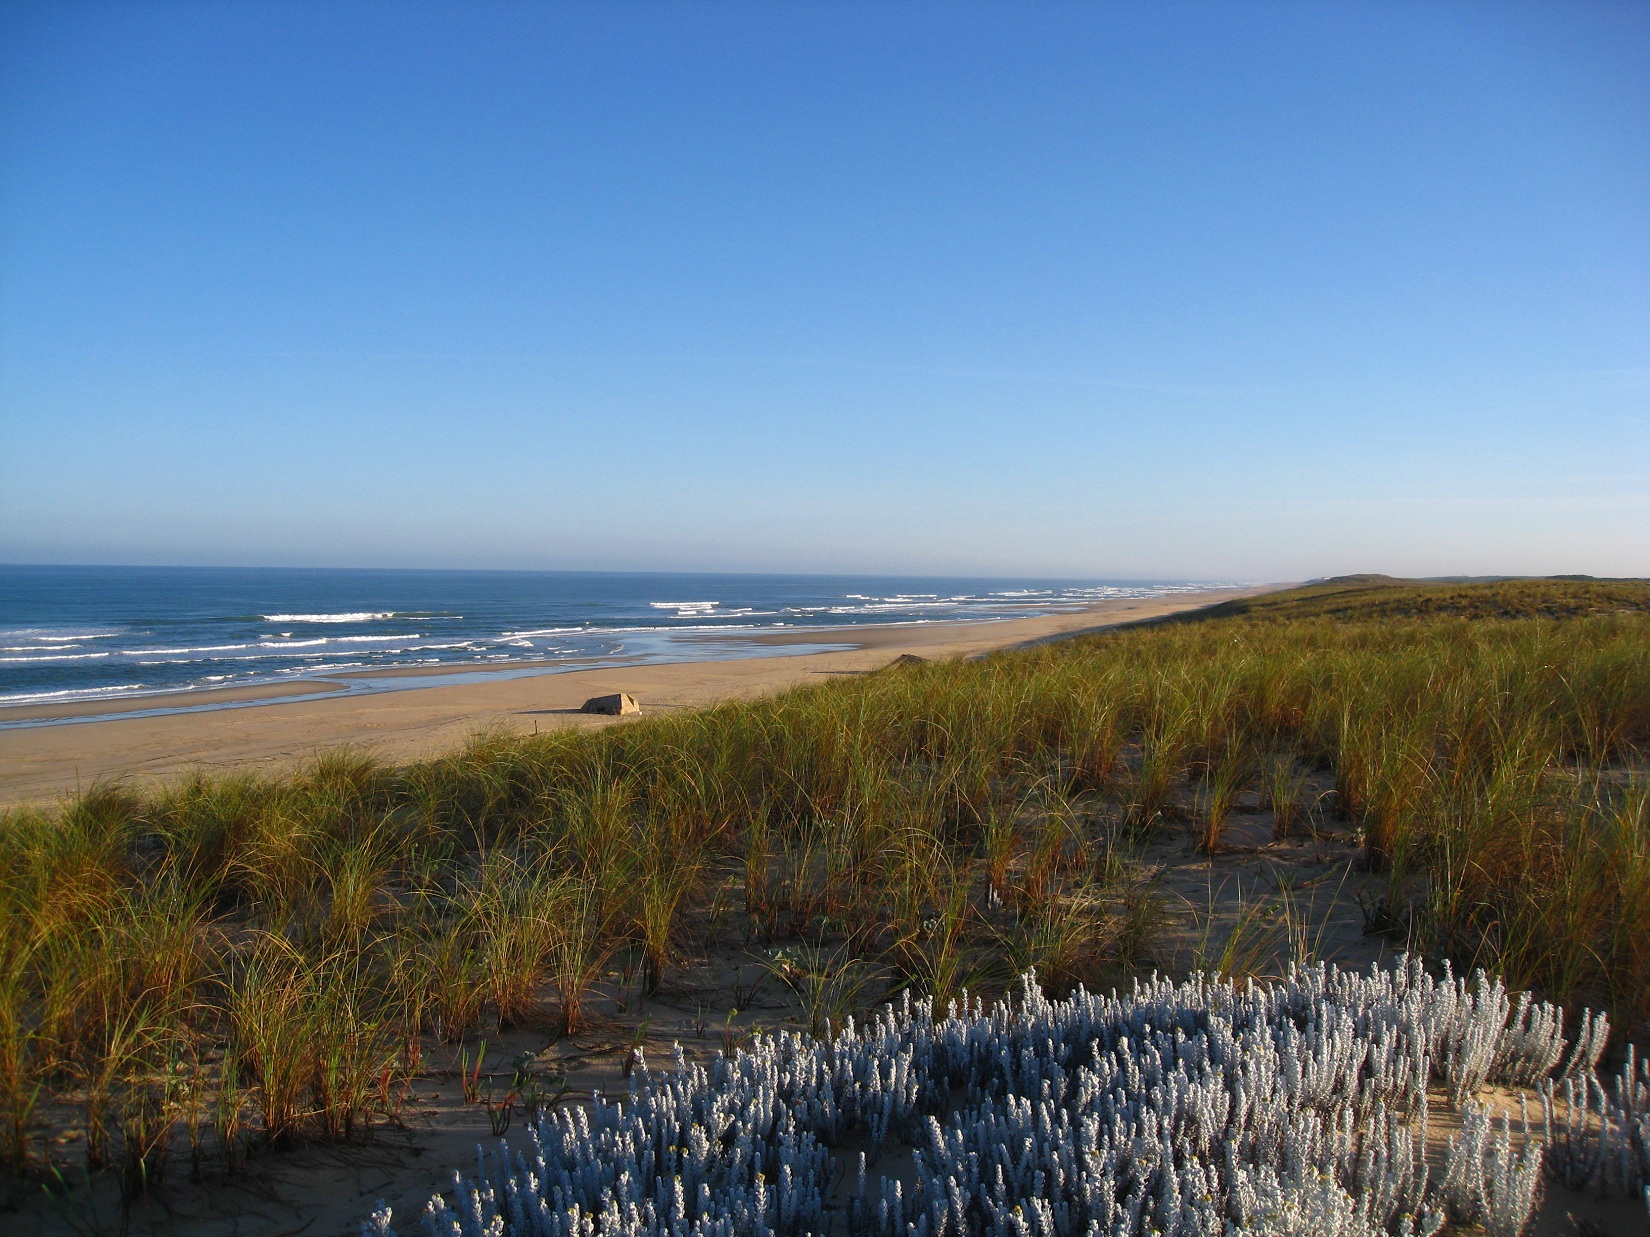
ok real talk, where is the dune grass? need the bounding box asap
[0,577,1646,1198]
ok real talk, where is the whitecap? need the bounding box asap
[0,651,114,663]
[256,633,424,648]
[121,643,256,656]
[0,683,145,704]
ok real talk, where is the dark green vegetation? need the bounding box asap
[1187,573,1650,622]
[0,577,1646,1202]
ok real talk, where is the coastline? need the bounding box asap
[0,587,1272,806]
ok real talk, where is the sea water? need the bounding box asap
[0,565,1229,717]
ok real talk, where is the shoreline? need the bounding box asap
[0,677,355,724]
[0,587,1273,806]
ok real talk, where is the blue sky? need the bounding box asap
[2,1,1646,580]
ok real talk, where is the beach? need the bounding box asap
[0,588,1263,806]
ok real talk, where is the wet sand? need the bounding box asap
[0,677,353,722]
[0,588,1266,807]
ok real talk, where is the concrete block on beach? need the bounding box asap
[581,692,640,715]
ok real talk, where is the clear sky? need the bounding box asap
[2,1,1646,581]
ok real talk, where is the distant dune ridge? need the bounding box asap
[1185,574,1650,622]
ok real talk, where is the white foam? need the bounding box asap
[122,643,256,656]
[0,631,123,650]
[0,683,145,704]
[261,612,395,623]
[0,651,114,663]
[256,633,424,648]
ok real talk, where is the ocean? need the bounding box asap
[0,566,1227,718]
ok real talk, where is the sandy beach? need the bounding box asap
[0,588,1264,807]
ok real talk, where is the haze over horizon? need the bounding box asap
[2,1,1646,581]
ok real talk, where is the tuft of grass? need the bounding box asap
[0,935,42,1177]
[1262,750,1307,840]
[1126,707,1191,833]
[634,824,704,995]
[547,875,626,1038]
[1197,745,1249,855]
[228,938,314,1148]
[764,936,883,1038]
[467,851,562,1030]
[900,869,974,1011]
[1006,882,1116,994]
